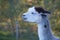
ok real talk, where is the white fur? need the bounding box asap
[22,7,60,40]
[23,7,42,23]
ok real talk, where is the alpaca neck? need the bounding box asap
[37,18,54,40]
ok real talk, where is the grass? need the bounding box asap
[0,37,16,40]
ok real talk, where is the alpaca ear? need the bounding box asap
[44,10,51,14]
[34,7,51,14]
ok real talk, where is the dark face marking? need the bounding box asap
[35,7,51,14]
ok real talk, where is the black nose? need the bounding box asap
[23,15,26,16]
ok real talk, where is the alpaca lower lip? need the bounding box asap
[22,16,27,20]
[23,18,27,20]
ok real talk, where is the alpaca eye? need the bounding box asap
[32,12,34,14]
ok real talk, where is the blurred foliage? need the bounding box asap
[0,0,60,40]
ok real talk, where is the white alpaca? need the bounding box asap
[22,6,60,40]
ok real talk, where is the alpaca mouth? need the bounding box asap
[22,17,27,20]
[22,16,27,20]
[24,18,27,20]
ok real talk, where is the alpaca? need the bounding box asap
[22,6,60,40]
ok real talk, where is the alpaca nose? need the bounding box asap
[22,15,27,20]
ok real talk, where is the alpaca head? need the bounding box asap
[22,7,51,23]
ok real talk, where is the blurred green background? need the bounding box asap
[0,0,60,40]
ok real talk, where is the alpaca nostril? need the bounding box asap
[23,15,26,16]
